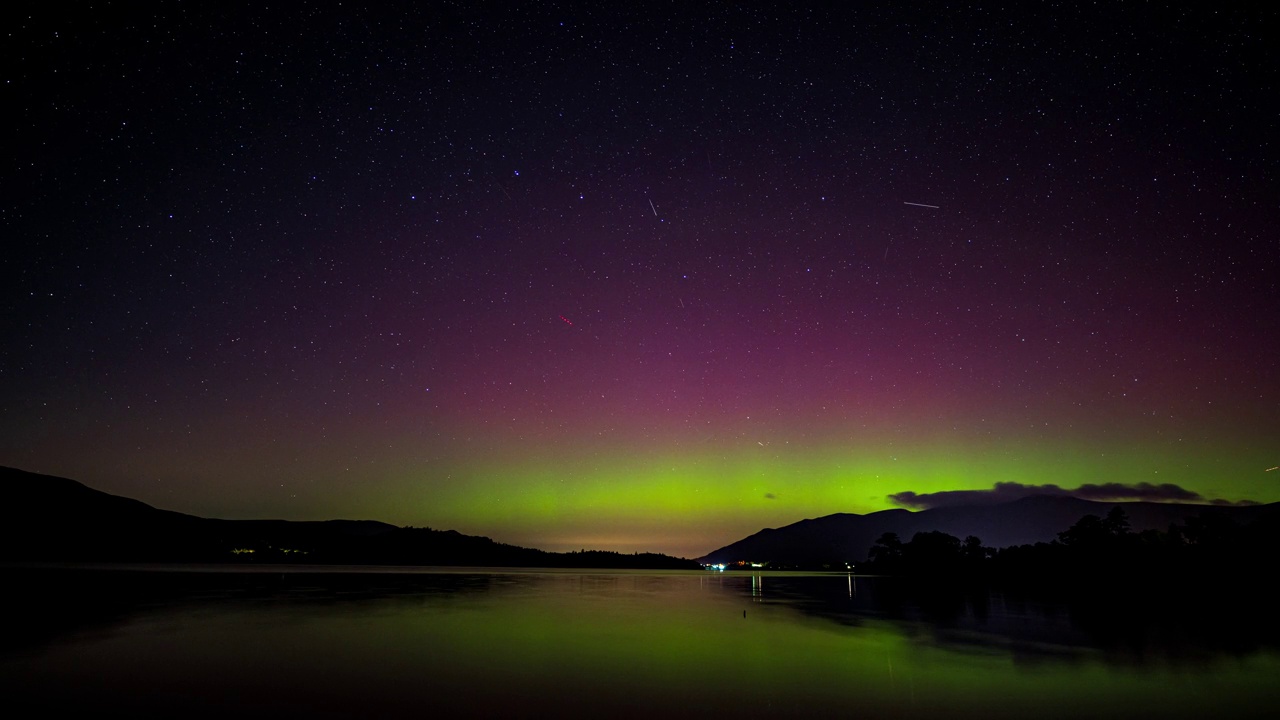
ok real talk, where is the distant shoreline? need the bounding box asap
[2,561,739,575]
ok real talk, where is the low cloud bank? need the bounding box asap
[889,481,1258,510]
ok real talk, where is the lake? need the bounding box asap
[2,565,1277,718]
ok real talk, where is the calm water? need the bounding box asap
[2,565,1277,718]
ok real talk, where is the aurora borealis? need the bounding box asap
[3,3,1277,558]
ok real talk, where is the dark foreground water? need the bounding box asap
[2,565,1277,719]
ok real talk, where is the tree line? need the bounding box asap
[861,506,1280,586]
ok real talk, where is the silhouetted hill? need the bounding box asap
[0,466,698,568]
[3,466,216,561]
[699,495,1277,566]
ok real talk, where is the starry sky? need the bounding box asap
[3,2,1278,558]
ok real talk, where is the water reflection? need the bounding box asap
[2,565,1277,718]
[724,571,1280,669]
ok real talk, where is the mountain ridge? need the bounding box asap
[699,494,1277,564]
[0,466,697,568]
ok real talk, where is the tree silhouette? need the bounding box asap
[962,535,988,567]
[868,532,903,571]
[1103,507,1131,536]
[902,530,963,576]
[1057,508,1131,550]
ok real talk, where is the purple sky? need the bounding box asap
[3,3,1277,557]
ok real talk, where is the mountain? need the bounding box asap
[1,465,400,562]
[699,495,1278,565]
[0,466,698,568]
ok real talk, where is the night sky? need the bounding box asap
[4,3,1278,558]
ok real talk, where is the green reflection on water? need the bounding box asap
[3,569,1278,719]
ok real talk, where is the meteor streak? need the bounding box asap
[903,201,939,209]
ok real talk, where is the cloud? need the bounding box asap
[888,481,1248,510]
[1072,482,1202,502]
[889,482,1070,509]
